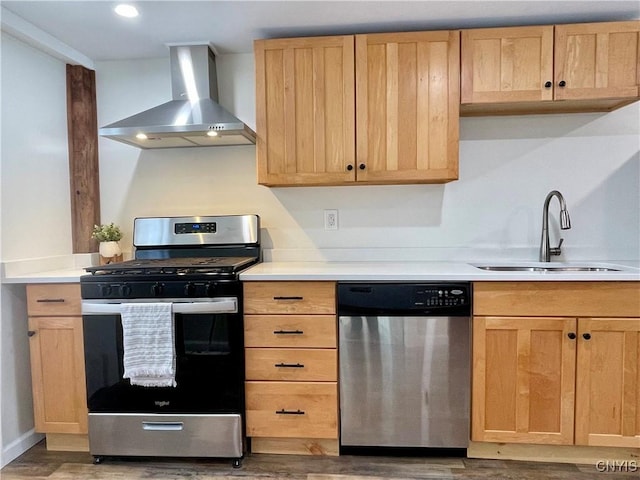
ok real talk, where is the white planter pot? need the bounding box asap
[99,241,122,258]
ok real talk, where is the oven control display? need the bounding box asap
[175,222,217,234]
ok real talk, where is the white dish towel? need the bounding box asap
[120,302,177,388]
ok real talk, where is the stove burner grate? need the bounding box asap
[85,257,256,276]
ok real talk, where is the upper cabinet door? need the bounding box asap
[461,26,554,104]
[356,31,460,184]
[555,21,640,101]
[254,36,355,186]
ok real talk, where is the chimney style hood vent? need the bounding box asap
[99,44,256,149]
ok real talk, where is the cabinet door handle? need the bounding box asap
[346,164,354,171]
[273,296,303,301]
[567,332,576,339]
[359,163,366,170]
[275,409,305,415]
[274,362,305,368]
[544,81,552,88]
[273,329,304,335]
[27,330,36,337]
[36,298,65,303]
[582,333,591,340]
[558,80,566,87]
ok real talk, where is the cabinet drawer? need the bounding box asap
[245,382,338,438]
[245,349,337,381]
[244,315,336,348]
[244,282,336,314]
[27,284,81,316]
[474,281,640,317]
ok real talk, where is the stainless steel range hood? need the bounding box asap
[99,44,256,149]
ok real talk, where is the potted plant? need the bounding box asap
[92,223,123,262]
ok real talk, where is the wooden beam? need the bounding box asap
[66,64,100,253]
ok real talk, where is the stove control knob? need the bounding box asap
[99,284,112,297]
[120,284,132,297]
[184,282,196,297]
[206,282,217,296]
[152,283,164,296]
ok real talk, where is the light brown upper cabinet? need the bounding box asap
[255,36,355,187]
[254,31,460,186]
[461,21,640,115]
[355,31,460,185]
[555,22,640,101]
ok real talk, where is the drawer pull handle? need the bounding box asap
[273,296,304,301]
[276,409,305,415]
[36,298,66,303]
[273,329,304,335]
[27,330,36,337]
[142,421,184,431]
[274,362,305,368]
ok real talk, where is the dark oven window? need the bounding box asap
[83,311,244,414]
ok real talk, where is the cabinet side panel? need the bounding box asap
[485,329,518,431]
[40,326,77,423]
[427,40,449,170]
[397,42,417,171]
[324,46,346,173]
[608,32,639,87]
[294,48,314,173]
[529,330,563,433]
[366,43,387,173]
[565,34,597,89]
[264,49,286,174]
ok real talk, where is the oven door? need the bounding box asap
[82,298,244,415]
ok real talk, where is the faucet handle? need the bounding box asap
[550,238,564,256]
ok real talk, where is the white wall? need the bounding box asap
[95,54,640,263]
[1,33,72,261]
[0,32,65,466]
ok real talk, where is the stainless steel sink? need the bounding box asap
[474,265,621,272]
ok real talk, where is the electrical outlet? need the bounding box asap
[324,209,338,230]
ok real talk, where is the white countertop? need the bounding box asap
[239,261,640,282]
[1,254,97,284]
[2,256,639,283]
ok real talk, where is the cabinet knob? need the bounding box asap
[346,164,354,171]
[27,330,36,337]
[544,81,552,88]
[359,163,366,170]
[567,332,576,339]
[558,80,566,87]
[582,333,591,340]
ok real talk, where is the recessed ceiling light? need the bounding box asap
[206,131,219,137]
[135,133,147,140]
[114,4,139,18]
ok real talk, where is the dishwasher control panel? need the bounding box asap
[413,286,468,307]
[338,283,471,316]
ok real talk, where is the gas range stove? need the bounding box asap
[80,215,260,300]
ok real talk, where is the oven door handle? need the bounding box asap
[81,298,238,315]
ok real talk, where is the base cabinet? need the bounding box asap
[575,318,640,447]
[243,281,338,455]
[472,316,577,444]
[472,282,640,449]
[26,284,88,441]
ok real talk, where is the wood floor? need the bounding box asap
[1,441,638,480]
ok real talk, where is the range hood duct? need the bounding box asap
[99,44,256,149]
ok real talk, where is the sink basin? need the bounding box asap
[474,265,621,272]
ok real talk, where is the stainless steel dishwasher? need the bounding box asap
[338,283,471,450]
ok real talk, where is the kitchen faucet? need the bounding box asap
[540,190,571,262]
